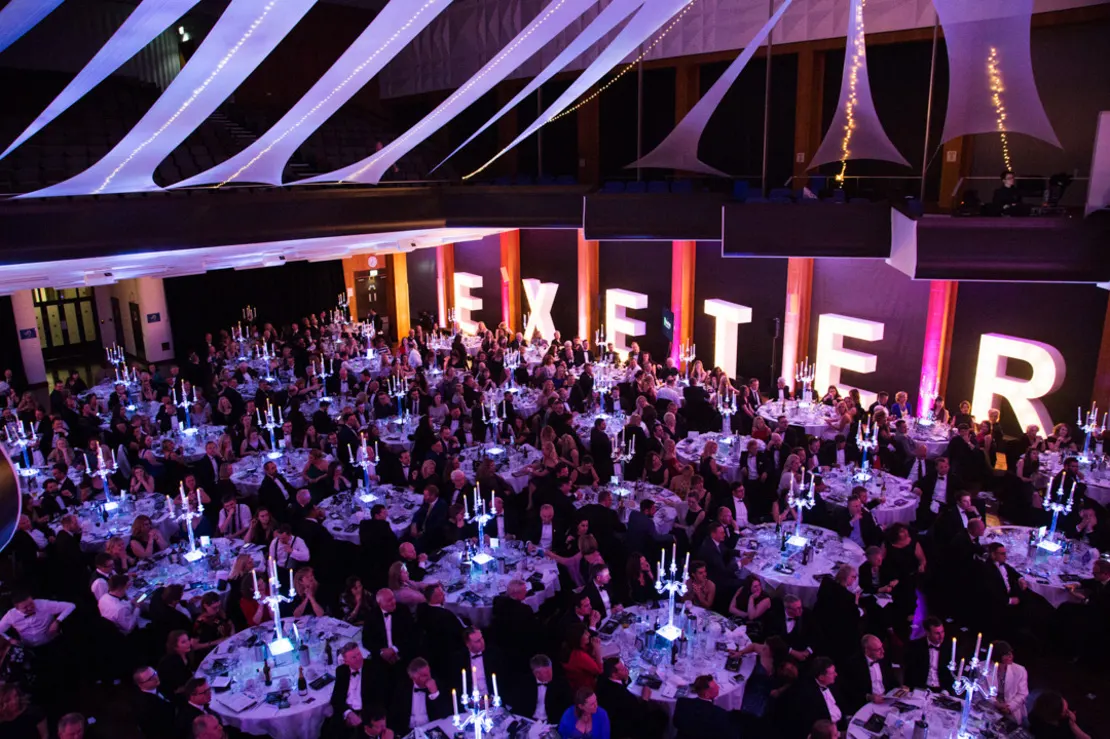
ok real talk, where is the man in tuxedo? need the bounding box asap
[336,414,361,469]
[818,435,858,470]
[788,657,846,739]
[945,424,981,484]
[905,445,929,486]
[695,522,743,598]
[980,543,1030,637]
[913,456,958,529]
[491,579,542,665]
[712,481,751,531]
[583,564,619,621]
[195,441,223,491]
[330,642,379,737]
[934,492,981,546]
[508,655,571,725]
[596,657,666,739]
[131,665,176,738]
[409,485,449,553]
[360,504,399,590]
[416,583,465,674]
[765,595,814,661]
[258,461,296,521]
[52,514,86,598]
[380,449,415,488]
[363,589,418,679]
[452,628,509,700]
[560,592,601,637]
[626,499,673,556]
[837,497,883,550]
[904,617,954,692]
[569,364,594,413]
[524,504,563,552]
[589,417,615,483]
[51,463,80,507]
[175,678,221,738]
[673,675,738,739]
[841,635,899,713]
[312,399,335,434]
[388,657,451,736]
[577,488,625,551]
[773,377,794,402]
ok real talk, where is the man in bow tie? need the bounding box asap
[788,657,845,739]
[913,456,960,529]
[904,617,954,692]
[388,657,450,736]
[330,642,378,736]
[842,634,900,713]
[453,627,508,700]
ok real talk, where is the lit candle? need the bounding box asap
[957,658,965,680]
[252,568,259,594]
[951,637,957,665]
[461,668,468,697]
[492,673,499,700]
[288,568,294,596]
[974,632,982,659]
[452,688,458,717]
[293,623,300,643]
[463,494,469,519]
[471,666,477,696]
[984,642,994,668]
[683,551,690,577]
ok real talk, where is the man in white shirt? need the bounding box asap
[332,642,370,729]
[406,341,422,369]
[90,553,116,602]
[657,376,682,404]
[0,591,75,647]
[269,525,310,570]
[529,504,556,552]
[991,641,1029,724]
[98,574,140,634]
[730,482,750,528]
[217,493,252,539]
[906,446,928,485]
[400,657,449,732]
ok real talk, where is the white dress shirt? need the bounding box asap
[270,474,293,500]
[99,592,140,634]
[410,684,440,727]
[91,570,113,601]
[734,500,749,528]
[539,523,553,550]
[657,386,682,403]
[495,515,507,541]
[219,504,252,535]
[835,448,846,468]
[469,652,489,694]
[930,476,948,513]
[345,669,364,718]
[533,682,549,722]
[269,536,310,568]
[598,587,611,614]
[908,459,927,485]
[819,681,842,723]
[382,612,396,652]
[868,660,886,697]
[926,642,942,688]
[0,599,75,646]
[28,528,47,549]
[746,456,759,479]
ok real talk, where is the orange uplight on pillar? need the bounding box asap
[670,241,696,364]
[577,229,599,343]
[918,280,958,417]
[436,243,455,329]
[500,230,521,332]
[390,253,411,340]
[341,256,359,322]
[781,258,814,386]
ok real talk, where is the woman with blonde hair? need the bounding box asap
[890,391,912,419]
[216,433,236,463]
[388,561,429,609]
[47,437,74,467]
[129,514,166,560]
[547,534,604,588]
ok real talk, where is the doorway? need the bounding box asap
[110,297,125,349]
[31,287,101,361]
[129,302,146,359]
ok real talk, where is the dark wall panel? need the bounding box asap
[0,297,24,388]
[692,244,788,384]
[407,247,439,325]
[164,260,345,358]
[946,283,1108,436]
[454,234,502,330]
[598,241,672,361]
[808,259,930,409]
[519,229,578,337]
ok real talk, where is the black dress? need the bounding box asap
[882,539,920,625]
[156,653,194,698]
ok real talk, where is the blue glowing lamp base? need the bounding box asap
[183,548,204,563]
[268,637,294,657]
[787,534,809,548]
[655,623,683,642]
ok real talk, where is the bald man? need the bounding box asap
[841,634,900,714]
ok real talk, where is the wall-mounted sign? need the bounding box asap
[18,328,36,340]
[606,289,647,356]
[368,255,380,268]
[815,313,885,406]
[971,333,1065,434]
[453,272,483,334]
[704,299,753,379]
[522,278,558,341]
[146,313,161,324]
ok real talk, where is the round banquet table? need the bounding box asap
[757,401,839,437]
[152,424,225,464]
[318,485,425,541]
[740,523,866,608]
[675,432,762,483]
[597,604,755,720]
[1038,450,1110,508]
[575,482,686,535]
[370,415,417,453]
[572,409,625,448]
[230,450,316,497]
[409,713,551,739]
[495,385,542,420]
[820,468,919,527]
[47,493,178,552]
[982,525,1101,608]
[457,444,541,494]
[128,537,264,610]
[846,687,1013,739]
[903,421,952,459]
[201,616,363,739]
[421,541,560,628]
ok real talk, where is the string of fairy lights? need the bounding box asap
[95,0,281,194]
[835,0,866,184]
[341,0,572,183]
[987,46,1012,172]
[462,0,701,181]
[216,0,443,187]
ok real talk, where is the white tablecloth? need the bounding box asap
[847,688,1009,739]
[319,486,425,541]
[820,469,918,527]
[983,525,1100,608]
[904,422,952,459]
[201,616,362,739]
[409,713,551,739]
[129,538,264,608]
[231,450,314,497]
[575,482,685,535]
[47,494,178,552]
[675,432,762,483]
[458,444,541,494]
[153,424,226,464]
[1039,450,1110,507]
[423,542,560,628]
[757,401,839,437]
[598,604,754,720]
[741,523,866,608]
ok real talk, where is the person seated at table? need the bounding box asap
[985,640,1029,724]
[238,577,273,627]
[283,566,327,618]
[813,566,862,662]
[1049,423,1078,453]
[364,589,418,674]
[684,560,716,610]
[696,522,746,601]
[387,656,450,736]
[560,622,603,693]
[613,552,657,607]
[903,616,954,692]
[764,594,814,662]
[595,656,667,739]
[783,656,846,739]
[836,497,882,550]
[192,591,233,655]
[156,629,194,698]
[912,456,960,529]
[625,499,673,556]
[557,686,610,739]
[1029,691,1093,739]
[672,675,737,739]
[387,561,428,611]
[216,493,251,539]
[840,634,898,714]
[729,576,772,620]
[751,415,772,443]
[131,665,175,737]
[244,506,276,546]
[129,515,167,561]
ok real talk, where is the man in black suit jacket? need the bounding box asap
[409,486,449,553]
[589,418,615,484]
[912,456,959,529]
[174,678,223,739]
[452,627,509,703]
[132,665,176,739]
[763,595,814,661]
[330,643,380,736]
[379,449,414,487]
[257,461,297,521]
[417,583,466,673]
[51,515,87,598]
[904,617,955,692]
[387,657,452,736]
[840,635,900,714]
[673,675,738,739]
[786,657,847,739]
[979,542,1031,636]
[507,654,572,724]
[818,435,859,469]
[363,590,419,671]
[577,489,625,549]
[626,499,673,556]
[194,442,224,492]
[359,505,399,590]
[836,497,883,549]
[491,580,542,665]
[582,563,618,621]
[596,657,666,739]
[695,523,743,596]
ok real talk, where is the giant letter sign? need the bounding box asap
[606,289,647,357]
[522,278,559,342]
[971,333,1065,434]
[814,313,885,406]
[453,272,483,335]
[704,299,753,379]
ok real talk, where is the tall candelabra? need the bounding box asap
[1077,403,1104,465]
[654,544,690,642]
[785,475,816,542]
[611,433,633,484]
[93,443,121,510]
[452,667,502,739]
[258,403,284,460]
[948,634,999,739]
[337,292,350,322]
[6,421,38,474]
[717,386,737,438]
[594,369,616,414]
[482,396,504,438]
[680,343,696,383]
[251,555,296,655]
[173,385,197,439]
[854,420,878,482]
[463,486,495,565]
[352,435,379,496]
[503,349,520,388]
[242,305,256,323]
[1041,476,1075,545]
[171,484,206,562]
[316,357,333,402]
[794,357,815,406]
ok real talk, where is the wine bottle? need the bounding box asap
[263,659,272,687]
[297,667,308,696]
[325,639,334,666]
